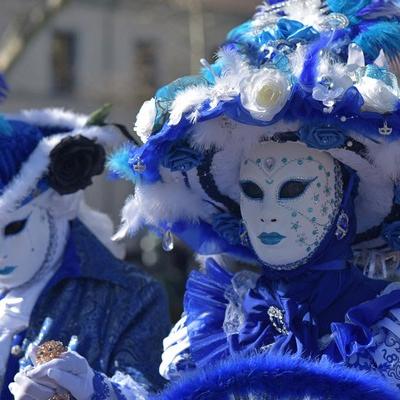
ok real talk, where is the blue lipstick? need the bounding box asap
[0,266,16,275]
[258,232,286,245]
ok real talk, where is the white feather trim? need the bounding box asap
[134,98,157,143]
[113,194,142,241]
[216,48,249,78]
[371,139,400,181]
[115,181,209,239]
[167,52,252,127]
[169,86,210,126]
[289,45,307,78]
[328,145,394,233]
[190,117,236,151]
[6,108,88,130]
[284,0,325,28]
[212,142,243,203]
[78,200,126,259]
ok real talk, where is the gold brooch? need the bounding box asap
[36,341,70,400]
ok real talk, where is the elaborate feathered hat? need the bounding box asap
[0,107,124,214]
[110,0,400,268]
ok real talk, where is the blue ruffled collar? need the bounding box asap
[184,258,389,366]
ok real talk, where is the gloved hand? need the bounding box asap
[9,350,148,400]
[9,351,103,400]
[9,368,58,400]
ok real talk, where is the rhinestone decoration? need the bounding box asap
[132,157,146,173]
[264,157,276,171]
[36,341,70,400]
[335,210,349,240]
[379,121,393,136]
[49,394,70,400]
[267,306,289,335]
[162,230,174,252]
[36,340,67,365]
[321,13,349,31]
[10,345,22,357]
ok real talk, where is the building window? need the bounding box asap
[134,40,157,101]
[51,30,76,94]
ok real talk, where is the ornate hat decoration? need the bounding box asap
[109,0,400,267]
[0,107,125,214]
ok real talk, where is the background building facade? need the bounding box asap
[1,0,259,222]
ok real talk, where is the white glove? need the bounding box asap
[9,368,59,400]
[24,351,96,400]
[9,351,146,400]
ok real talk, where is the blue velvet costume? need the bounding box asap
[0,219,170,399]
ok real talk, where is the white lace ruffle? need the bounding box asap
[111,371,148,400]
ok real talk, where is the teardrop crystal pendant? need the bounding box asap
[162,230,174,252]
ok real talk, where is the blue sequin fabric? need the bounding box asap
[92,372,111,400]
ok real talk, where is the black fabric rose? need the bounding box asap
[48,135,105,195]
[299,126,346,150]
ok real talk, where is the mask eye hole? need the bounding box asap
[240,180,264,200]
[279,178,315,200]
[4,219,28,237]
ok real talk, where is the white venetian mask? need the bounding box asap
[0,198,69,289]
[239,141,343,270]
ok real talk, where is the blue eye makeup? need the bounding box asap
[278,177,317,200]
[240,180,264,200]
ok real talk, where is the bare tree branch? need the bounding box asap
[0,0,72,73]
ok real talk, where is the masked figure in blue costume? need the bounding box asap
[109,0,400,397]
[0,106,170,400]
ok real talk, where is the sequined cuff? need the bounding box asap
[110,371,148,400]
[110,382,127,400]
[91,370,148,400]
[91,371,111,400]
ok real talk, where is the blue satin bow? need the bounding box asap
[227,266,389,358]
[253,18,320,67]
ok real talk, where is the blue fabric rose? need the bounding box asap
[212,213,241,245]
[299,125,347,150]
[382,221,400,250]
[161,142,204,172]
[249,18,319,67]
[275,18,319,44]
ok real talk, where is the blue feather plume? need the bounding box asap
[299,34,333,91]
[107,144,137,182]
[327,0,372,19]
[354,21,400,61]
[153,353,399,400]
[357,0,400,20]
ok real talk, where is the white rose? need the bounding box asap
[356,76,400,114]
[240,69,292,121]
[134,98,157,143]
